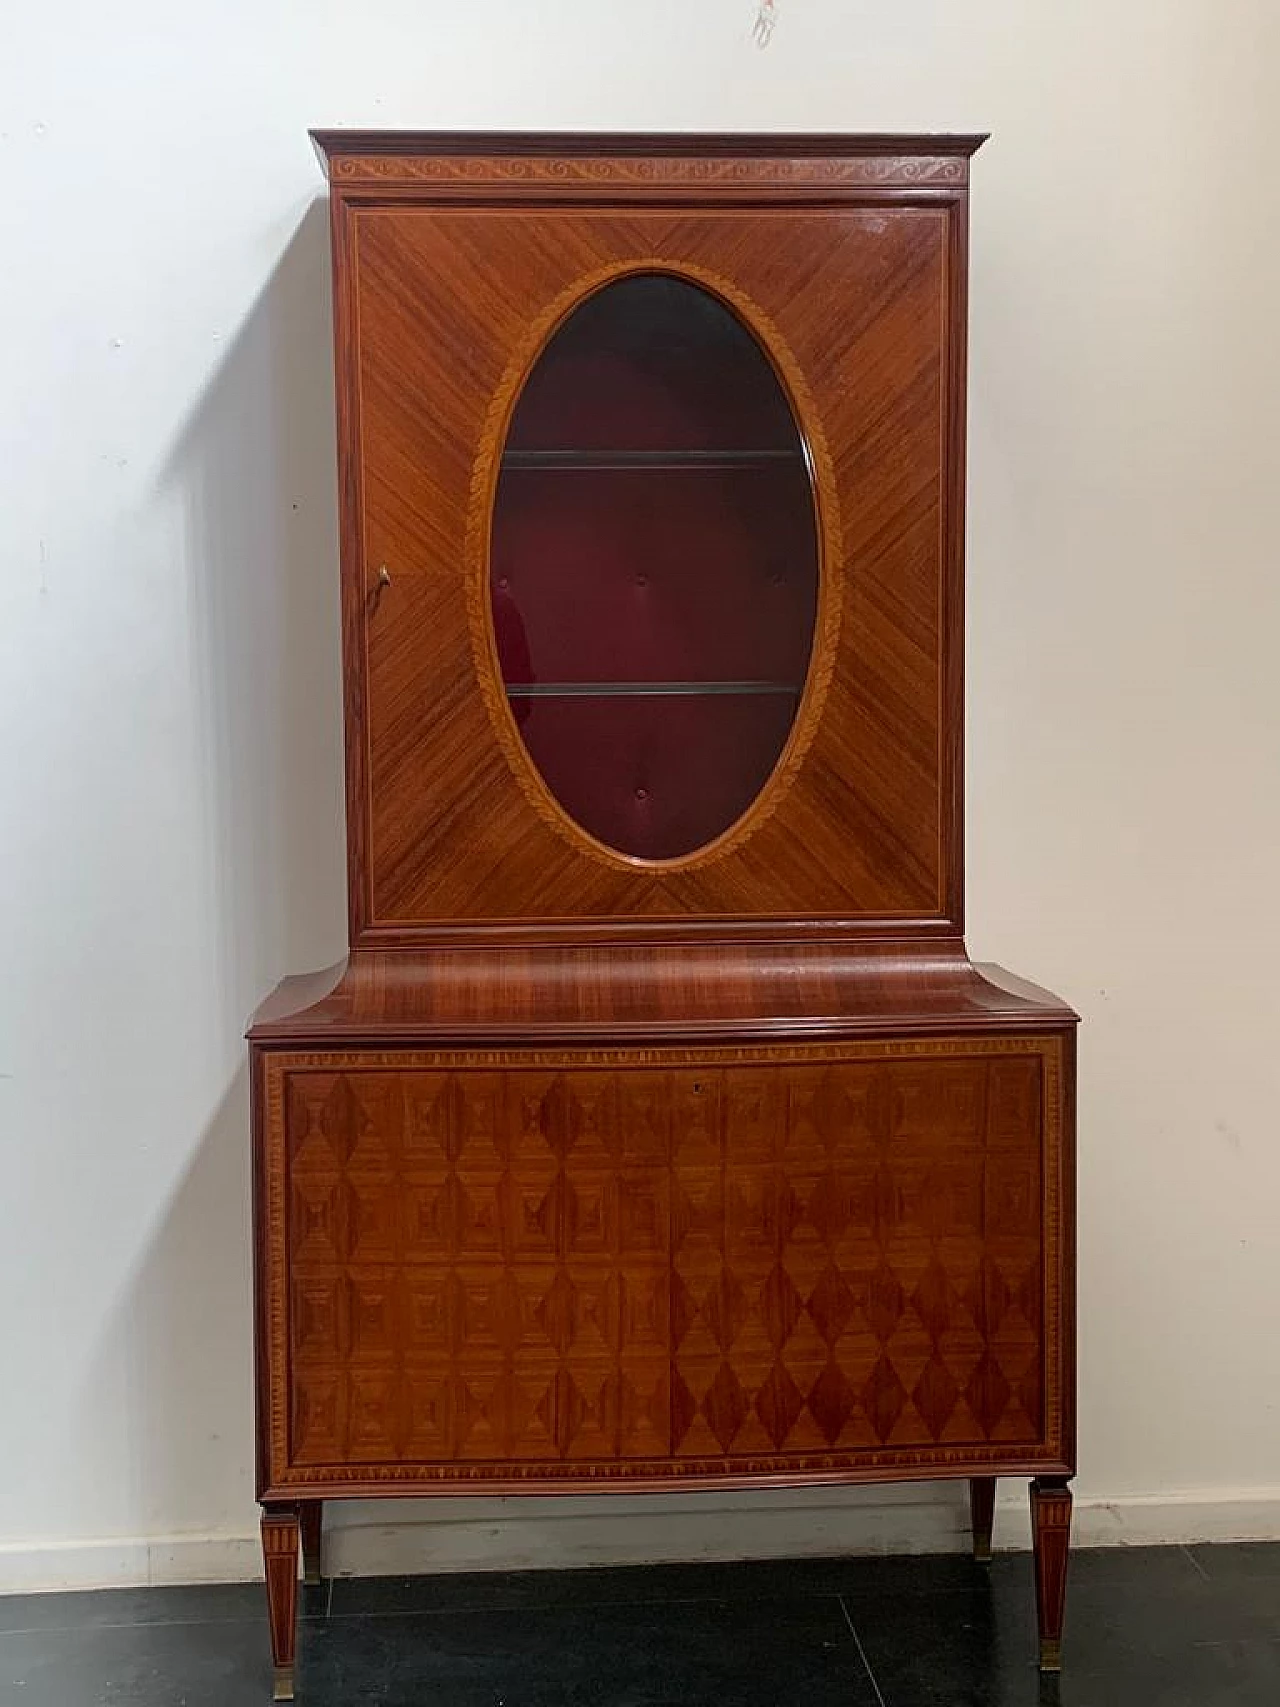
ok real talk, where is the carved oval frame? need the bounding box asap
[464,258,844,876]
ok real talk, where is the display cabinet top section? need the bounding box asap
[315,123,983,941]
[310,130,986,190]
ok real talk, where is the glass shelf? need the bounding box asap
[502,449,803,471]
[505,680,801,699]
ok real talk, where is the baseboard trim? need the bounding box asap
[0,1533,264,1595]
[3,1486,1278,1595]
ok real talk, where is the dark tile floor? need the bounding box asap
[0,1543,1276,1706]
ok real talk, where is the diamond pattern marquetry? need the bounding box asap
[286,1069,670,1466]
[282,1053,1045,1473]
[668,1058,1041,1457]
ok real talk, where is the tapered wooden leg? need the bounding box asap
[261,1505,300,1701]
[299,1501,323,1587]
[970,1476,996,1561]
[1031,1478,1073,1672]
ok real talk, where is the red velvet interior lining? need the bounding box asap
[491,274,820,860]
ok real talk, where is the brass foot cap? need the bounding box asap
[1039,1639,1063,1673]
[303,1565,322,1587]
[973,1539,993,1563]
[272,1664,296,1701]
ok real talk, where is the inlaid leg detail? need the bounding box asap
[299,1501,323,1587]
[1031,1478,1073,1671]
[261,1505,300,1701]
[970,1476,996,1562]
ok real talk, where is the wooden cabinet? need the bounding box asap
[248,131,1077,1698]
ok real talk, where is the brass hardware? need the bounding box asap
[377,565,392,587]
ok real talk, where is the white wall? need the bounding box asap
[2,0,1278,1589]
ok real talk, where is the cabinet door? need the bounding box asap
[671,1056,1048,1458]
[343,202,961,933]
[256,1038,1068,1493]
[275,1065,672,1469]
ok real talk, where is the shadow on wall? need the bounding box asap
[97,1069,264,1560]
[83,199,346,1553]
[170,193,347,1017]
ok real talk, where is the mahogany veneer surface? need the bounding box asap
[333,165,968,942]
[255,1036,1070,1497]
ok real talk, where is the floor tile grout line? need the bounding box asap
[838,1595,889,1707]
[319,1585,996,1621]
[1181,1544,1211,1582]
[0,1616,274,1638]
[321,1591,759,1623]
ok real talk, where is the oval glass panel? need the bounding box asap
[490,273,819,862]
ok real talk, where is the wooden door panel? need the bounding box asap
[263,1039,1063,1486]
[669,1056,1044,1458]
[281,1062,672,1470]
[350,205,954,929]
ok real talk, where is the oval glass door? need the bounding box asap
[490,272,819,862]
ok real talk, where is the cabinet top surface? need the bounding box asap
[310,129,987,172]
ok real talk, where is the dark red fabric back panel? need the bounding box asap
[491,274,819,860]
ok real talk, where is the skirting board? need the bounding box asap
[3,1485,1279,1595]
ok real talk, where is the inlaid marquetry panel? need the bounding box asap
[669,1058,1042,1458]
[285,1066,669,1465]
[265,1041,1058,1484]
